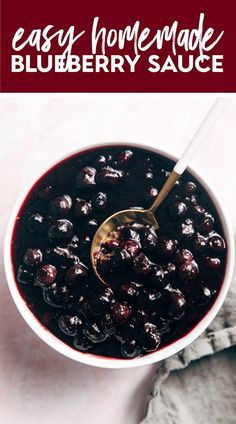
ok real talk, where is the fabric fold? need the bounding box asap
[142,276,236,424]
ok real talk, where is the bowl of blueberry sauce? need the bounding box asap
[4,143,234,368]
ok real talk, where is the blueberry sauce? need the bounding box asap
[12,146,227,359]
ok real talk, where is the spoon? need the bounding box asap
[91,98,230,285]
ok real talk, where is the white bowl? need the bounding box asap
[4,142,235,369]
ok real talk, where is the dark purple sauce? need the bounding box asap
[12,145,227,359]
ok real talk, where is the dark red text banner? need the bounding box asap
[1,0,236,92]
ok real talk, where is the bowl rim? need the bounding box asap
[4,141,235,369]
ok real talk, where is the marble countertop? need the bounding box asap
[0,95,235,424]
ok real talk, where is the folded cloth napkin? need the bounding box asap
[141,272,236,424]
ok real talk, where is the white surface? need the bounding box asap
[0,95,236,423]
[173,98,231,175]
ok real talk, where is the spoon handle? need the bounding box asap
[149,97,230,214]
[174,97,230,175]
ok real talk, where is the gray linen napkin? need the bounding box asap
[141,273,236,424]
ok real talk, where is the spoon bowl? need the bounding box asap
[91,170,180,284]
[90,208,159,284]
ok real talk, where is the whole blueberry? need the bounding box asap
[152,266,166,289]
[100,313,116,336]
[76,167,97,190]
[193,235,207,253]
[27,213,45,234]
[74,198,92,218]
[98,249,130,275]
[112,302,131,324]
[140,227,158,252]
[103,287,115,302]
[121,339,140,359]
[96,154,111,167]
[197,214,214,234]
[145,170,154,181]
[35,264,57,286]
[196,286,212,306]
[74,334,92,351]
[133,253,152,277]
[96,155,108,167]
[146,187,158,200]
[121,240,140,257]
[169,202,187,221]
[84,321,107,343]
[192,204,206,219]
[96,166,124,187]
[179,260,199,284]
[92,192,107,210]
[17,265,34,284]
[44,283,72,307]
[117,149,133,167]
[48,219,73,242]
[138,288,161,310]
[207,235,226,253]
[158,237,177,258]
[67,235,80,253]
[164,286,186,320]
[65,263,88,285]
[138,322,161,352]
[79,235,91,259]
[149,313,169,332]
[119,282,140,301]
[96,155,106,167]
[57,286,73,306]
[46,246,70,265]
[58,315,83,336]
[87,219,98,233]
[204,256,221,271]
[178,219,195,238]
[23,248,42,266]
[110,249,131,268]
[164,262,176,282]
[50,195,72,217]
[176,249,193,264]
[120,226,140,243]
[185,181,197,194]
[160,169,171,181]
[89,288,115,315]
